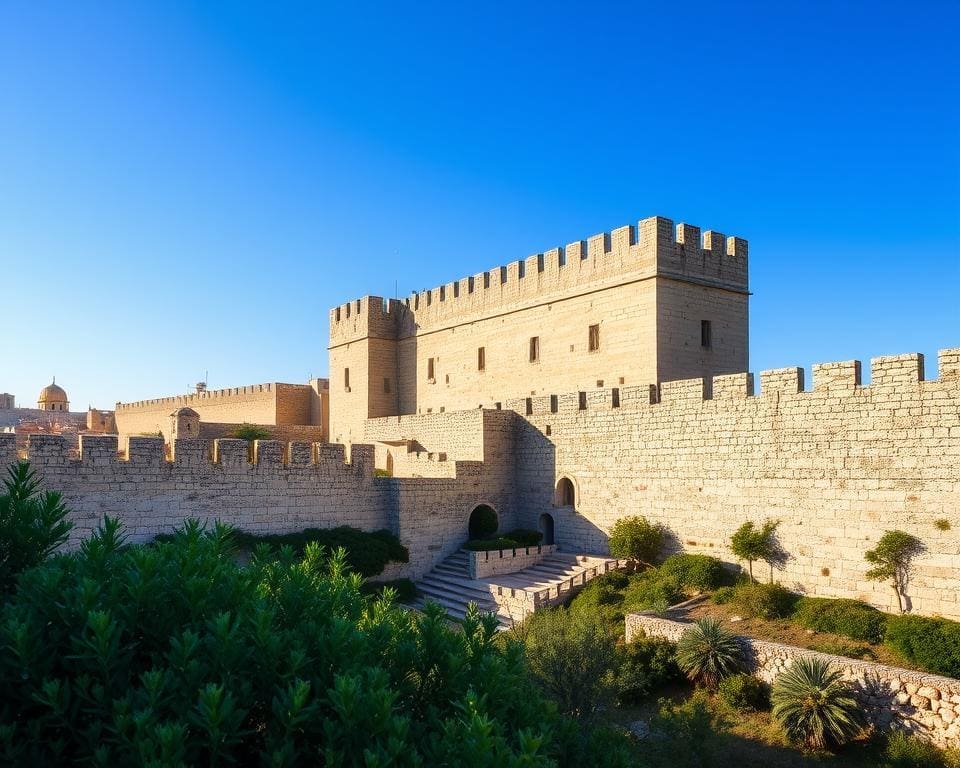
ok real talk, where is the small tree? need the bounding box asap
[730,519,781,582]
[864,530,925,614]
[229,424,272,441]
[0,461,72,593]
[608,515,665,567]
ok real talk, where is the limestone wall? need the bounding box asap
[468,545,556,578]
[626,613,960,748]
[513,348,960,619]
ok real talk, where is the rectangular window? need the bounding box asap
[344,368,350,390]
[383,377,391,394]
[478,346,486,372]
[588,324,600,352]
[529,336,540,363]
[427,357,435,381]
[701,320,712,349]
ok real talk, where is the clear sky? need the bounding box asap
[1,2,957,410]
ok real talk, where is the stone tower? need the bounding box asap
[169,407,200,440]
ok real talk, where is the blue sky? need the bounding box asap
[1,2,957,410]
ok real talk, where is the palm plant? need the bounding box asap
[771,656,865,750]
[675,617,743,689]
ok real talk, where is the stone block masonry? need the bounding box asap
[513,348,960,619]
[626,613,960,748]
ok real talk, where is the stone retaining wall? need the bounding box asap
[468,544,556,578]
[626,613,960,748]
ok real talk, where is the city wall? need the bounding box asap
[512,348,960,619]
[627,613,960,747]
[115,382,328,443]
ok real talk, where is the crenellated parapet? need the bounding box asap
[116,382,280,411]
[327,215,748,343]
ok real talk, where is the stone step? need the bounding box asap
[419,572,499,598]
[416,579,498,607]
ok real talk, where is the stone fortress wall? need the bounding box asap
[115,380,329,443]
[507,349,960,619]
[328,216,750,445]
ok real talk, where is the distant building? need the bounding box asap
[0,393,14,410]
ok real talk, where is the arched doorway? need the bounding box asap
[539,513,555,545]
[555,477,575,508]
[468,504,498,540]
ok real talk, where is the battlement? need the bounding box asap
[116,382,283,411]
[327,215,748,344]
[328,296,404,346]
[497,347,959,419]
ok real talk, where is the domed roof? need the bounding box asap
[170,406,199,417]
[38,381,68,404]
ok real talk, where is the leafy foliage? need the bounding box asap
[0,518,554,766]
[615,636,681,705]
[730,519,783,582]
[227,423,272,441]
[647,690,727,767]
[229,525,408,577]
[518,607,619,722]
[468,505,498,539]
[659,554,732,591]
[884,614,960,678]
[359,577,418,603]
[793,597,888,644]
[809,641,876,661]
[729,581,797,620]
[622,569,684,614]
[717,673,769,712]
[711,586,735,605]
[675,617,743,689]
[0,461,72,593]
[881,730,955,768]
[607,516,665,566]
[770,656,865,750]
[864,530,926,614]
[464,529,543,551]
[567,570,630,634]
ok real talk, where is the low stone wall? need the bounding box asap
[468,544,556,578]
[625,613,960,748]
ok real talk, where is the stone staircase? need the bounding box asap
[409,549,623,629]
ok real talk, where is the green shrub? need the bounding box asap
[0,518,554,765]
[648,690,726,766]
[885,614,960,678]
[717,673,769,712]
[227,423,272,441]
[616,636,681,705]
[881,730,950,768]
[771,656,864,750]
[675,617,743,689]
[520,607,618,722]
[730,582,797,619]
[809,641,876,660]
[793,597,888,643]
[469,504,499,538]
[464,529,543,551]
[712,586,735,605]
[608,516,665,566]
[231,526,408,577]
[660,553,731,591]
[360,577,417,602]
[622,569,684,613]
[0,461,72,593]
[567,571,630,634]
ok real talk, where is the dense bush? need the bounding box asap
[519,607,619,722]
[729,582,797,619]
[230,525,408,577]
[469,505,499,538]
[647,690,726,767]
[0,518,557,766]
[659,554,731,591]
[622,569,684,614]
[881,730,954,768]
[711,586,735,605]
[717,673,769,712]
[464,528,543,551]
[0,461,72,593]
[359,577,418,603]
[608,516,665,566]
[615,636,681,705]
[228,424,272,441]
[885,614,960,678]
[793,597,888,644]
[771,656,864,750]
[568,571,630,633]
[675,617,743,689]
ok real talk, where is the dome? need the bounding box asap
[170,406,199,417]
[38,381,69,411]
